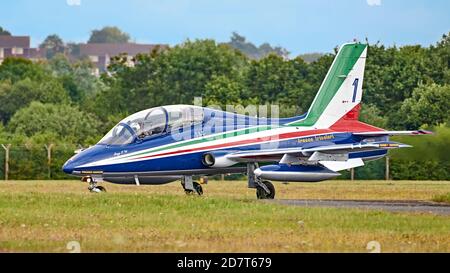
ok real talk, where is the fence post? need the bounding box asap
[1,144,11,181]
[385,156,390,181]
[45,144,54,179]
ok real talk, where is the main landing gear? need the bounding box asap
[248,163,275,200]
[83,176,106,193]
[255,180,275,200]
[181,176,203,196]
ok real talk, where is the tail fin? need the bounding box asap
[288,43,367,128]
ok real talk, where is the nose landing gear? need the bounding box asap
[83,176,107,193]
[89,185,107,193]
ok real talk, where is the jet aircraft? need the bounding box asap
[63,42,430,199]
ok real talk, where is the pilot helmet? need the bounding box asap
[130,122,142,133]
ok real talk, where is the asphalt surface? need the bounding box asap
[269,199,450,215]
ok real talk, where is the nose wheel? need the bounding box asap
[89,185,107,193]
[83,176,107,193]
[256,180,275,199]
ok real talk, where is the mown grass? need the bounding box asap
[0,180,449,253]
[433,193,450,204]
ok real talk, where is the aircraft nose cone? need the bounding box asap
[62,161,75,174]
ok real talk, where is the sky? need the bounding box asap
[1,0,449,56]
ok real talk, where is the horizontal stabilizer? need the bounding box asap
[301,141,411,153]
[354,130,433,137]
[226,141,410,162]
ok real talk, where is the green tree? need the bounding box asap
[91,50,163,121]
[0,26,11,35]
[389,125,450,180]
[0,122,11,143]
[39,34,66,59]
[305,53,335,98]
[88,26,130,44]
[359,103,388,128]
[226,32,259,59]
[204,75,245,107]
[0,78,70,123]
[72,59,105,103]
[395,84,450,129]
[245,55,287,103]
[429,32,450,84]
[390,125,450,163]
[244,54,313,114]
[48,53,73,75]
[49,54,104,104]
[156,40,248,105]
[298,53,324,63]
[8,102,101,144]
[94,40,248,119]
[0,58,48,83]
[226,32,289,59]
[67,42,81,57]
[364,43,438,127]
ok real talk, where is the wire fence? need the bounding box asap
[0,144,82,180]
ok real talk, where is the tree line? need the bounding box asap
[0,27,449,180]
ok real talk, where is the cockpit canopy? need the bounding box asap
[99,105,204,145]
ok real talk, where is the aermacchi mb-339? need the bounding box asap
[63,42,430,199]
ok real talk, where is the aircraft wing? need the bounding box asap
[353,130,433,137]
[226,141,410,162]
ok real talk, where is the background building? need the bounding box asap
[0,35,44,64]
[78,43,162,75]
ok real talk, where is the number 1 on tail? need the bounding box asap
[352,78,359,103]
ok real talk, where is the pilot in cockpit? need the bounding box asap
[133,121,160,140]
[129,121,148,139]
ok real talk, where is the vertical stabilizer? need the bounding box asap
[288,43,367,128]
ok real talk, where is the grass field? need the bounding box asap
[0,180,449,253]
[433,193,450,204]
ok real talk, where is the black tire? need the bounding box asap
[256,181,275,199]
[90,186,107,193]
[193,182,203,196]
[183,182,203,196]
[96,186,107,192]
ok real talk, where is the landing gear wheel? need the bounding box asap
[89,185,107,193]
[193,182,203,196]
[96,186,107,192]
[256,181,275,200]
[85,176,106,193]
[183,181,203,196]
